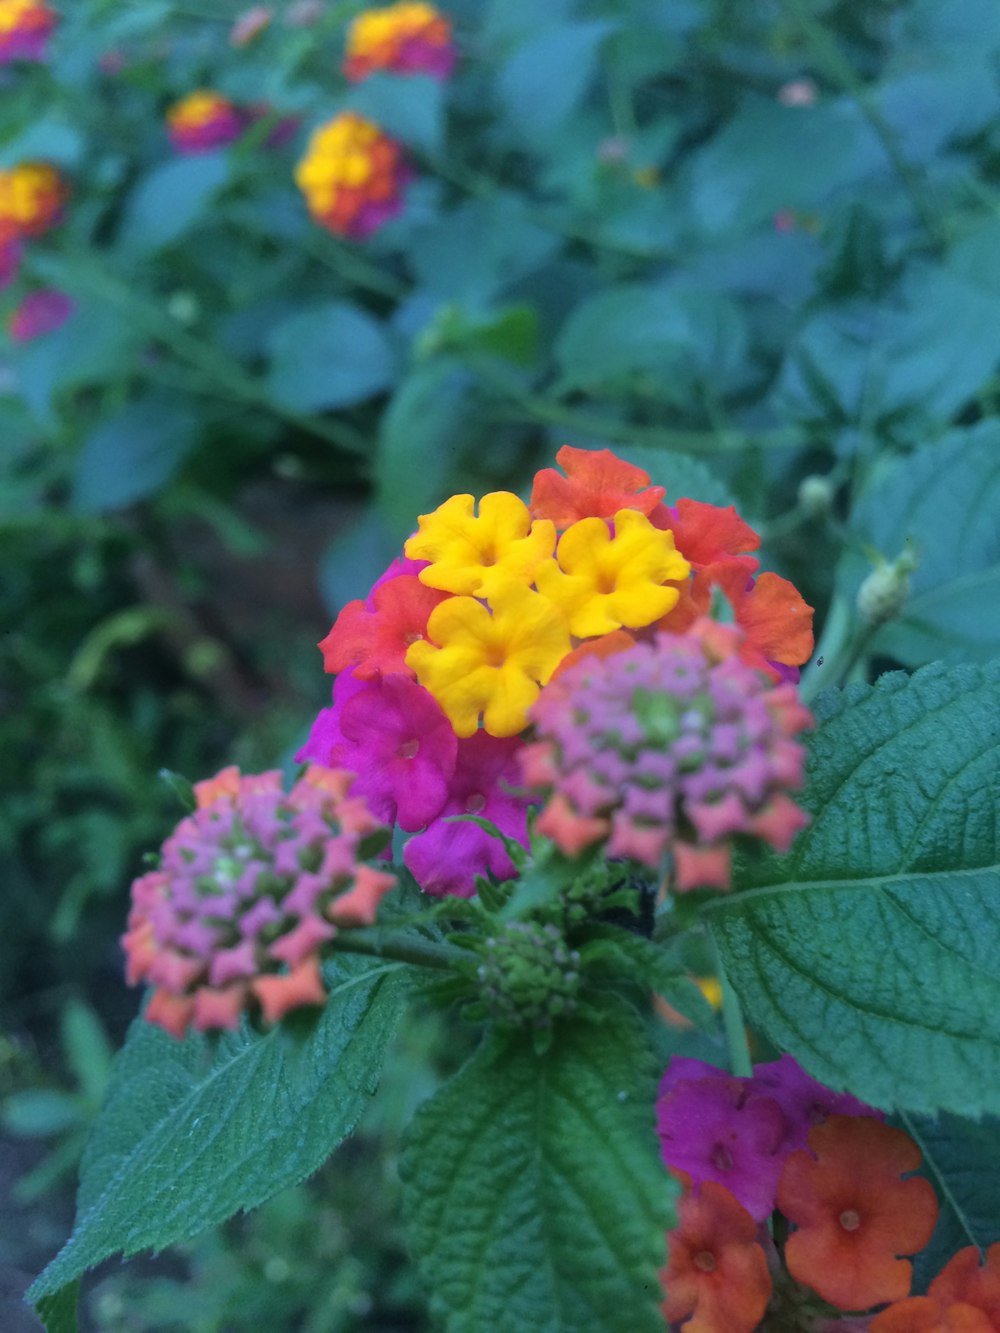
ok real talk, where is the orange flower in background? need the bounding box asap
[295,111,411,239]
[0,0,56,63]
[0,162,67,241]
[652,497,760,571]
[872,1244,1000,1332]
[166,90,244,154]
[778,1115,939,1311]
[530,444,666,529]
[661,1181,772,1333]
[343,1,455,81]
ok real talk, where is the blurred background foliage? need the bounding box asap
[3,0,1000,1327]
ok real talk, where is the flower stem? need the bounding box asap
[712,936,753,1078]
[328,928,474,972]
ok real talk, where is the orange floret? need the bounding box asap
[530,444,666,529]
[778,1115,939,1311]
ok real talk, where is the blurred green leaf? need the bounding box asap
[3,1090,85,1138]
[72,395,200,512]
[61,999,114,1107]
[350,73,445,154]
[118,154,230,253]
[265,301,397,413]
[498,21,615,139]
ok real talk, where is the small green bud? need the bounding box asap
[857,547,918,627]
[476,921,581,1032]
[797,474,835,517]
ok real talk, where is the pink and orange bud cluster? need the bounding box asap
[522,620,812,890]
[122,765,396,1039]
[0,0,56,63]
[166,90,245,154]
[294,111,411,239]
[344,2,455,81]
[658,1054,943,1330]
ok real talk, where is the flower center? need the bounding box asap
[694,1250,716,1273]
[466,793,486,814]
[839,1209,861,1232]
[403,631,423,647]
[710,1143,734,1172]
[398,739,420,760]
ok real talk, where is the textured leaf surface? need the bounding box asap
[708,664,1000,1115]
[30,956,408,1302]
[903,1110,1000,1287]
[400,999,673,1333]
[35,1280,79,1333]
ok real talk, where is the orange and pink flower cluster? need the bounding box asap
[295,111,412,239]
[0,161,69,305]
[343,1,455,81]
[303,446,814,897]
[166,90,245,154]
[656,1054,991,1331]
[0,0,55,64]
[122,765,396,1038]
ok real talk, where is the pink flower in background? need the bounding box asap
[0,0,56,64]
[404,732,534,898]
[166,91,244,154]
[0,236,21,290]
[230,5,273,47]
[8,289,74,342]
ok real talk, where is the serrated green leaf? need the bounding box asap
[400,998,674,1333]
[35,1279,79,1333]
[707,663,1000,1116]
[587,929,715,1029]
[30,956,408,1304]
[901,1110,1000,1288]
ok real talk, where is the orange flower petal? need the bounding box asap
[530,445,665,529]
[252,956,327,1025]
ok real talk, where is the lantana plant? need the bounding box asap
[28,447,1000,1332]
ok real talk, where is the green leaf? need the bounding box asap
[611,443,735,508]
[265,302,396,413]
[555,284,747,404]
[400,998,674,1333]
[901,1110,1000,1287]
[375,360,476,543]
[3,1090,85,1138]
[35,1279,79,1333]
[848,421,1000,665]
[72,395,200,512]
[497,21,614,139]
[118,155,230,253]
[29,956,408,1305]
[707,663,1000,1116]
[350,73,445,154]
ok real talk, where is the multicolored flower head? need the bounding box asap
[8,288,73,342]
[167,91,244,154]
[661,1181,772,1333]
[0,162,68,241]
[0,0,56,63]
[343,2,455,82]
[306,447,814,898]
[522,620,812,889]
[122,765,396,1038]
[778,1115,939,1310]
[295,111,411,239]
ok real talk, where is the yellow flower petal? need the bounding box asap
[405,492,556,597]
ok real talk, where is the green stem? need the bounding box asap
[328,929,474,972]
[781,0,945,249]
[712,936,753,1078]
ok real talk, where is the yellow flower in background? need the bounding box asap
[535,508,690,637]
[295,112,410,239]
[344,2,455,81]
[405,584,571,737]
[0,161,67,240]
[405,492,557,599]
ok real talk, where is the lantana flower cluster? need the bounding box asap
[295,111,412,239]
[302,446,814,897]
[656,1054,998,1331]
[0,160,69,299]
[0,0,56,64]
[166,90,246,154]
[122,765,396,1038]
[343,1,455,81]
